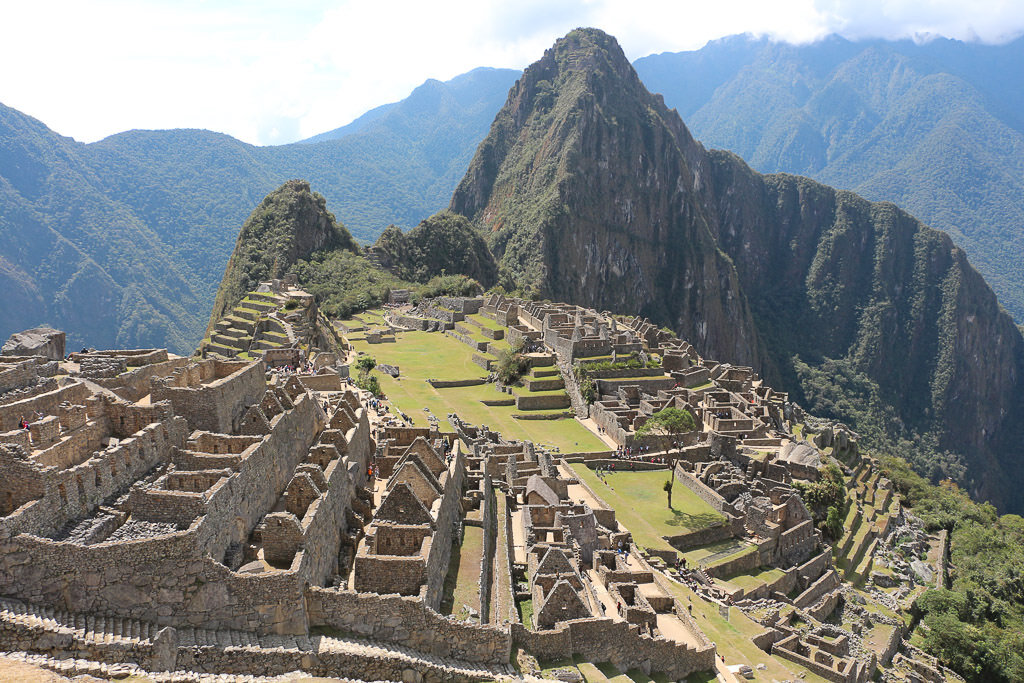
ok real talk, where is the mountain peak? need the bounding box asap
[205,180,356,330]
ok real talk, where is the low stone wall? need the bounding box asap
[514,394,570,411]
[664,522,734,552]
[305,588,511,664]
[673,464,735,516]
[0,382,91,432]
[91,358,191,402]
[471,354,494,371]
[445,330,486,352]
[705,546,759,579]
[428,378,487,389]
[522,378,565,392]
[512,617,714,680]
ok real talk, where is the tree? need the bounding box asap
[663,478,674,509]
[495,343,528,384]
[355,354,377,377]
[636,407,697,459]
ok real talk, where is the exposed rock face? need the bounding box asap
[452,29,762,367]
[2,327,65,360]
[452,28,1024,512]
[207,180,358,329]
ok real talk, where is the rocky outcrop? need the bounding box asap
[2,328,65,360]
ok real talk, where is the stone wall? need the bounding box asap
[91,358,192,402]
[511,617,714,680]
[428,379,487,389]
[305,588,511,664]
[422,446,467,609]
[151,361,266,434]
[514,394,571,411]
[0,382,91,432]
[296,374,342,392]
[664,522,734,553]
[673,464,736,516]
[478,474,496,624]
[794,569,840,609]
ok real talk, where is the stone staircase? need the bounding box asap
[0,597,159,646]
[201,291,297,360]
[0,597,514,682]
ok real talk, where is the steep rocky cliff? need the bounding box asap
[207,180,357,330]
[452,28,1024,512]
[451,29,762,368]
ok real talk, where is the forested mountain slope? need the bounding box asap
[635,34,1024,320]
[0,68,518,352]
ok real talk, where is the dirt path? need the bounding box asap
[0,656,87,682]
[578,417,618,448]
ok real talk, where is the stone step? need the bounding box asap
[211,333,246,348]
[242,299,279,313]
[203,342,240,358]
[317,634,511,681]
[0,597,154,647]
[226,315,256,334]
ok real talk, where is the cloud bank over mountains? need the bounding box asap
[2,0,1022,145]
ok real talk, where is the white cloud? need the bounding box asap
[0,0,1021,145]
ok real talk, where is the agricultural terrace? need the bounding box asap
[345,327,606,453]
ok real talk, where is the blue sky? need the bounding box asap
[2,0,1022,146]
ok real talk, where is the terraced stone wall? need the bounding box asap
[305,587,512,664]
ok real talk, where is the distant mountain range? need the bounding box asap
[2,32,1023,352]
[0,67,518,352]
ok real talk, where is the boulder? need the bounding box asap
[2,327,65,360]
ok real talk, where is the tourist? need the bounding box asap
[19,415,29,430]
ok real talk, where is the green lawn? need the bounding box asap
[449,526,484,620]
[679,539,756,568]
[569,466,726,552]
[348,330,606,453]
[722,566,786,592]
[465,313,505,332]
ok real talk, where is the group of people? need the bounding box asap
[268,363,304,377]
